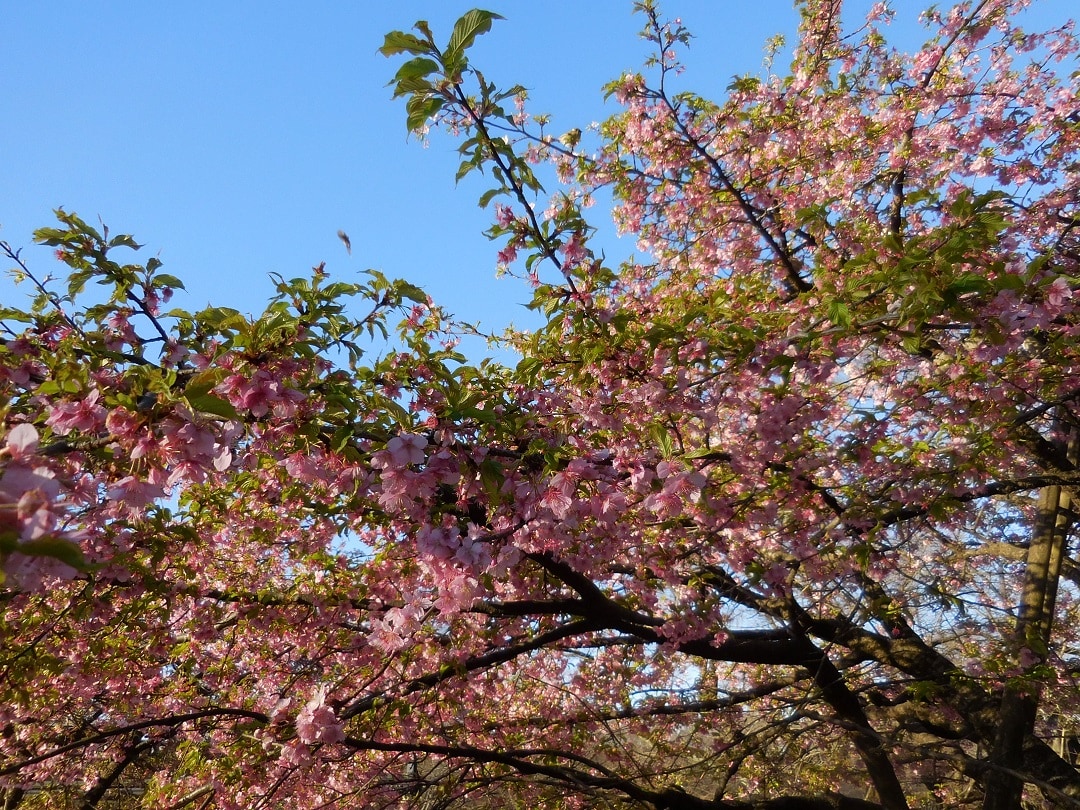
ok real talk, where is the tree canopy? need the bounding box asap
[3,1,1080,808]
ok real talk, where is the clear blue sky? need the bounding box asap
[2,2,1074,352]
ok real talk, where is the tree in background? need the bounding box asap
[3,1,1080,808]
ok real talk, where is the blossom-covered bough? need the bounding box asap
[3,1,1080,808]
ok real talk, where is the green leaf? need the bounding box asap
[414,20,434,41]
[0,306,33,323]
[456,159,477,182]
[827,299,852,328]
[68,270,92,298]
[649,423,674,458]
[395,281,428,304]
[390,75,437,100]
[405,95,444,132]
[0,530,18,554]
[187,392,240,420]
[154,273,186,290]
[183,374,219,402]
[378,395,413,427]
[478,187,506,208]
[107,233,142,250]
[197,306,244,330]
[446,10,504,63]
[33,227,70,246]
[379,31,430,57]
[394,57,439,82]
[942,274,990,299]
[329,425,354,453]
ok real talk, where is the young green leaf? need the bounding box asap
[445,9,504,64]
[379,31,431,57]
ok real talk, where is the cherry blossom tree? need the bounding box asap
[3,1,1080,808]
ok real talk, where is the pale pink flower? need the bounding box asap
[376,468,414,513]
[494,204,515,227]
[540,485,573,519]
[0,464,61,513]
[106,476,165,511]
[4,424,39,460]
[279,741,313,767]
[296,688,345,745]
[386,434,428,467]
[2,553,78,591]
[105,407,142,439]
[45,389,107,435]
[496,245,518,266]
[1046,276,1073,308]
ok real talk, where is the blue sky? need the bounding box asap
[2,2,1074,355]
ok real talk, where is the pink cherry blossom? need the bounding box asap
[385,433,428,466]
[4,423,39,459]
[44,388,106,435]
[296,688,345,745]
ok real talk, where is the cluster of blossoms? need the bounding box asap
[0,424,79,589]
[220,367,306,419]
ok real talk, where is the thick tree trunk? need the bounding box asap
[983,427,1078,810]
